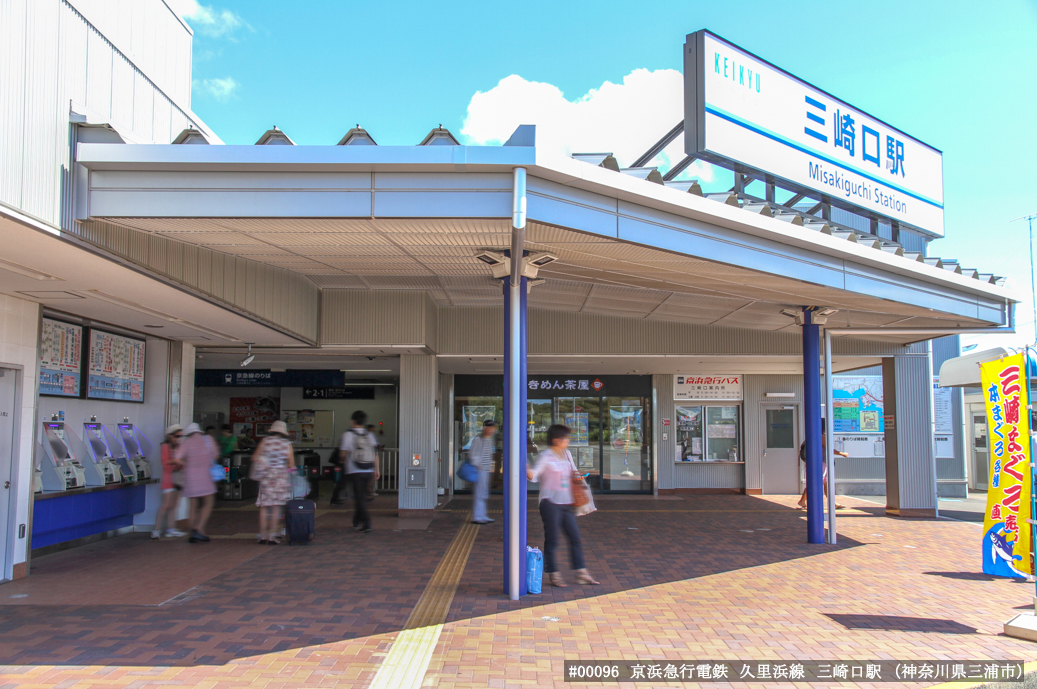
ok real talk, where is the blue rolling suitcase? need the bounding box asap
[285,498,315,544]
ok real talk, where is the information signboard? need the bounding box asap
[39,318,82,397]
[673,374,742,401]
[684,30,944,236]
[832,376,884,434]
[86,329,145,402]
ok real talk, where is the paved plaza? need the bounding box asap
[1,493,1034,688]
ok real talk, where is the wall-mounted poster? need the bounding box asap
[40,318,83,397]
[86,329,146,402]
[832,376,884,434]
[230,397,281,429]
[564,412,590,446]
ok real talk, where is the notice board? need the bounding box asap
[86,329,146,402]
[39,318,82,397]
[281,410,335,447]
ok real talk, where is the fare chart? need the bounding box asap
[87,330,146,402]
[39,318,82,397]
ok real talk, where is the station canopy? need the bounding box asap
[47,124,1016,351]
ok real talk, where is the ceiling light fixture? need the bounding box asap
[240,343,255,368]
[779,308,805,326]
[527,253,558,267]
[474,251,507,266]
[340,369,392,372]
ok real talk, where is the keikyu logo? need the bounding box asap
[714,51,760,93]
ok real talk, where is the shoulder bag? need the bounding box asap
[565,450,591,509]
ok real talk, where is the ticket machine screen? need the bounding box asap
[120,428,140,456]
[44,423,70,463]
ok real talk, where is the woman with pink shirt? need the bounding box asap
[526,424,599,588]
[176,423,218,543]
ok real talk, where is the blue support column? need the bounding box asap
[502,274,528,598]
[802,309,824,544]
[519,277,528,593]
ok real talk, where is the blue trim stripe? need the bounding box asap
[806,112,825,126]
[804,127,828,143]
[805,95,827,111]
[706,105,943,209]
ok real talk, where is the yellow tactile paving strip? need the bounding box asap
[367,513,479,689]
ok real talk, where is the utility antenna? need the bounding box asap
[1011,212,1037,343]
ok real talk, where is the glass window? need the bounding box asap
[454,397,502,491]
[602,397,650,490]
[675,405,703,461]
[556,397,602,490]
[705,406,740,461]
[765,408,795,448]
[452,391,652,493]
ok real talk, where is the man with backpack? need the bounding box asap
[337,410,380,532]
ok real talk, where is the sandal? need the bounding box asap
[836,504,847,510]
[548,572,567,588]
[574,569,600,585]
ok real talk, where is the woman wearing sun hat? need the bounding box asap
[251,420,297,544]
[152,424,186,539]
[176,423,218,543]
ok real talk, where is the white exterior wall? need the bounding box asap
[0,296,40,574]
[0,0,205,229]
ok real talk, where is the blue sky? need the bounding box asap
[175,0,1037,342]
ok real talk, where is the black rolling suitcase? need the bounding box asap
[285,499,315,544]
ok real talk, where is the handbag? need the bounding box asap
[457,460,479,483]
[566,450,596,516]
[210,462,226,482]
[566,450,590,508]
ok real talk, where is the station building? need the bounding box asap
[0,0,1015,583]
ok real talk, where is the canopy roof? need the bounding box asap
[73,126,1014,345]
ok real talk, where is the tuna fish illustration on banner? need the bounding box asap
[980,354,1033,578]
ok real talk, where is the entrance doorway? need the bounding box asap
[761,405,799,494]
[0,368,16,577]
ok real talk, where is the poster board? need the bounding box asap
[230,396,281,444]
[86,329,146,402]
[832,376,884,433]
[281,410,335,447]
[39,318,82,397]
[563,412,589,446]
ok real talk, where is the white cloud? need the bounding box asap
[197,76,239,101]
[460,69,714,182]
[167,0,247,38]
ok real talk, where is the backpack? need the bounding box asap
[349,429,376,471]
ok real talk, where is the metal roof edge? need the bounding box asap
[74,141,1009,305]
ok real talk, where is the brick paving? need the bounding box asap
[0,494,1034,688]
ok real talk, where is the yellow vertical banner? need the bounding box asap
[980,353,1033,578]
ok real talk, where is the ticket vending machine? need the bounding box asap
[38,421,87,491]
[82,420,124,485]
[116,422,153,481]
